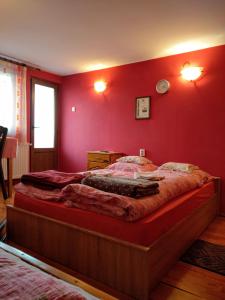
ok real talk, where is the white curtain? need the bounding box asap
[0,60,27,143]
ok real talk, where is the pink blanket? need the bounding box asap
[0,248,98,300]
[21,170,85,189]
[63,169,212,221]
[64,184,133,218]
[15,182,63,201]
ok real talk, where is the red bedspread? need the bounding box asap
[15,168,212,222]
[62,169,212,221]
[0,248,98,300]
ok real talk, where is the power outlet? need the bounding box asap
[139,149,145,157]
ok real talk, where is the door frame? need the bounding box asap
[30,77,58,171]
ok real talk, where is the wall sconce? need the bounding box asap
[181,63,203,81]
[94,80,107,93]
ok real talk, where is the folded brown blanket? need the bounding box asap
[81,175,159,198]
[21,170,85,189]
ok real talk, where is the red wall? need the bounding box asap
[59,45,225,213]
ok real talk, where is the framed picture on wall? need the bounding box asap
[135,96,151,119]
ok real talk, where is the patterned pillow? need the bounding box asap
[116,156,152,165]
[107,162,157,172]
[159,162,199,173]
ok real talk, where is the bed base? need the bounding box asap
[6,179,220,300]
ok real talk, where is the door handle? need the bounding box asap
[32,126,40,129]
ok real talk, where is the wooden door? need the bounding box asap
[30,78,58,172]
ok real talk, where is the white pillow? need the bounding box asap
[116,156,152,165]
[159,162,199,173]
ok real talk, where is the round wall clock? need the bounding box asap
[156,79,170,94]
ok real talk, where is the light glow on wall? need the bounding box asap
[85,63,109,72]
[167,41,209,55]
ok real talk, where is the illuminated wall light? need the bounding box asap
[94,80,107,93]
[181,64,203,81]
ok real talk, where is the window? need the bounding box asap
[0,72,16,134]
[0,60,26,142]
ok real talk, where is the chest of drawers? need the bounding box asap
[87,151,124,170]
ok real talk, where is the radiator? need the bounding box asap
[2,143,30,179]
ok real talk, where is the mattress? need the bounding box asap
[14,181,215,246]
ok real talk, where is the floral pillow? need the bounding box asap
[107,162,157,172]
[158,162,199,173]
[116,156,152,165]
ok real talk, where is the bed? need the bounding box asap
[0,241,116,299]
[6,165,220,300]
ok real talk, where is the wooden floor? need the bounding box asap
[150,216,225,300]
[0,192,225,300]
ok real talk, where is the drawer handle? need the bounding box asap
[91,160,109,163]
[89,166,101,170]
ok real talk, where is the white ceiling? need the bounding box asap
[0,0,225,75]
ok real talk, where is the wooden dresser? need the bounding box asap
[87,151,124,170]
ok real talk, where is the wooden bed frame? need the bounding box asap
[6,178,220,300]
